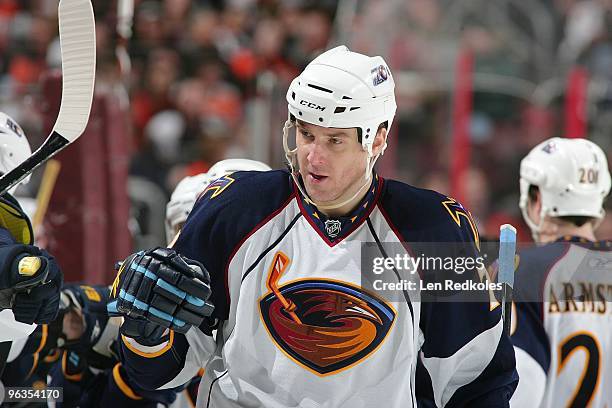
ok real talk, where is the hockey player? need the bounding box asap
[4,283,178,407]
[510,138,611,407]
[111,46,517,407]
[3,284,117,391]
[0,112,63,373]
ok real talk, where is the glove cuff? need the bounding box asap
[120,317,170,347]
[121,329,174,357]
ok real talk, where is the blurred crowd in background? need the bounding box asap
[1,0,611,246]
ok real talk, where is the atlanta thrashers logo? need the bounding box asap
[259,252,395,376]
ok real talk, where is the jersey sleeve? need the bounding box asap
[510,346,547,408]
[508,300,549,407]
[508,244,567,407]
[119,170,294,391]
[47,359,178,408]
[381,181,518,407]
[99,363,179,407]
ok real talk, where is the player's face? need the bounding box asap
[63,309,85,340]
[295,121,368,206]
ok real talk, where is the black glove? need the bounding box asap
[0,243,48,291]
[0,234,63,325]
[108,248,214,342]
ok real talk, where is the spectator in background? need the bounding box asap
[129,1,165,63]
[131,48,180,147]
[179,7,221,75]
[161,0,193,44]
[130,109,185,194]
[287,5,333,68]
[462,167,491,231]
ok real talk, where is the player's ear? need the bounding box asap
[535,191,542,209]
[528,186,542,211]
[371,126,387,156]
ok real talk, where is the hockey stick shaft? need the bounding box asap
[501,284,512,335]
[0,133,69,196]
[0,0,95,196]
[498,224,517,335]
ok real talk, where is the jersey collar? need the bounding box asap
[555,235,612,249]
[295,173,383,246]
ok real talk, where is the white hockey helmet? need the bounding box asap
[0,112,32,192]
[166,173,211,243]
[206,158,271,181]
[519,137,611,233]
[165,159,271,243]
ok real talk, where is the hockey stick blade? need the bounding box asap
[0,0,96,196]
[498,224,517,335]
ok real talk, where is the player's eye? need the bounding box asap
[299,129,314,140]
[329,137,342,145]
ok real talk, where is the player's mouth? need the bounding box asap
[307,172,328,184]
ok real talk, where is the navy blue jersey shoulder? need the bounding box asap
[510,242,571,375]
[174,170,294,319]
[514,242,570,303]
[381,181,517,406]
[380,180,494,350]
[515,239,611,302]
[379,179,479,245]
[378,179,480,283]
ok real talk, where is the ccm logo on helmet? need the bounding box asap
[299,100,326,111]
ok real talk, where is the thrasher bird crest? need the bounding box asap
[259,252,395,376]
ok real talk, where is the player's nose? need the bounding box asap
[306,142,326,167]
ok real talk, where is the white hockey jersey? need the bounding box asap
[0,310,35,342]
[119,170,517,407]
[510,237,612,407]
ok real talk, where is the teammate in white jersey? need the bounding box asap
[0,112,63,373]
[166,159,272,244]
[110,46,517,407]
[510,137,612,407]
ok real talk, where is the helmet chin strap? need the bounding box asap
[282,119,380,212]
[521,204,546,243]
[522,204,563,244]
